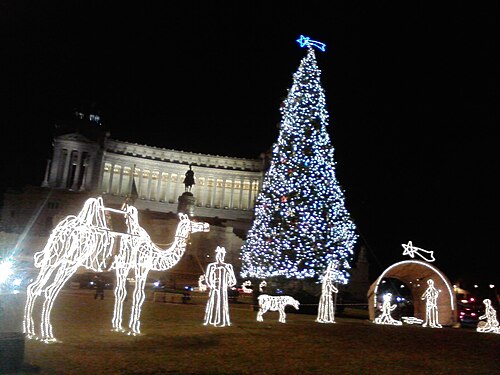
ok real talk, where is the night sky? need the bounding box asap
[1,3,498,287]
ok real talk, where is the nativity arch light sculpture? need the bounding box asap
[23,197,209,343]
[367,260,457,327]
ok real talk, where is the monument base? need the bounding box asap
[177,192,196,216]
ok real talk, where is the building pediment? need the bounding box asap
[56,132,94,144]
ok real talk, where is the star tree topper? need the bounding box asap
[296,35,326,52]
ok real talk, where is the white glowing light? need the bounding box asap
[0,259,14,283]
[374,293,402,326]
[241,280,253,294]
[24,197,209,342]
[259,280,267,293]
[203,246,237,327]
[256,294,300,323]
[401,316,424,325]
[372,260,455,311]
[421,279,442,328]
[401,241,435,262]
[316,262,339,323]
[198,275,207,292]
[477,299,500,334]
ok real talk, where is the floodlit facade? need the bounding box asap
[0,115,264,286]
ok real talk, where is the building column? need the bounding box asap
[246,179,253,209]
[155,172,162,201]
[238,177,243,210]
[61,150,72,188]
[108,163,115,194]
[42,159,51,187]
[163,174,171,202]
[118,166,124,196]
[146,171,153,200]
[221,178,227,208]
[210,178,217,207]
[71,152,82,190]
[229,179,235,209]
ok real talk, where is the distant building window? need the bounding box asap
[48,202,60,209]
[89,114,101,124]
[45,216,53,232]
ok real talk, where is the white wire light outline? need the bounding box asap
[23,197,209,342]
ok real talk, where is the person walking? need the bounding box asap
[94,276,105,300]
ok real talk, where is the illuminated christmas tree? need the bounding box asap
[240,36,358,286]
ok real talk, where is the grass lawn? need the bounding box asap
[12,289,500,374]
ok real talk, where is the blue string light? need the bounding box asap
[296,35,326,52]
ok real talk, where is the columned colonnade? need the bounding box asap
[101,161,260,210]
[45,134,264,213]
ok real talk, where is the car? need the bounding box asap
[67,272,113,289]
[457,296,484,327]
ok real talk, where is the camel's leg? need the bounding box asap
[112,266,130,332]
[24,268,54,339]
[128,267,148,335]
[40,264,78,342]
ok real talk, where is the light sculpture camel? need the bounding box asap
[23,197,209,343]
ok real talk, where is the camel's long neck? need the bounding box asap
[150,223,190,271]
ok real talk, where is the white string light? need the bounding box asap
[401,316,424,325]
[374,293,402,326]
[401,241,435,262]
[198,275,207,292]
[203,246,237,327]
[421,279,442,328]
[24,197,209,342]
[316,261,339,323]
[241,280,253,294]
[256,294,300,323]
[477,299,500,334]
[259,280,267,293]
[372,260,455,311]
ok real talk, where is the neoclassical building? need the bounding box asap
[0,114,266,286]
[41,126,264,221]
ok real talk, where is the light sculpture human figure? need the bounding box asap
[203,246,237,327]
[198,275,207,292]
[421,279,442,328]
[259,280,267,293]
[316,262,339,323]
[477,299,500,334]
[374,293,402,326]
[23,197,209,342]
